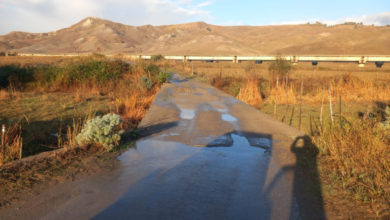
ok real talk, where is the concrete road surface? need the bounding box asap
[0,74,325,220]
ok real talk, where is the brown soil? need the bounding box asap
[0,145,123,208]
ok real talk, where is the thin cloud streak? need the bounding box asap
[270,12,390,26]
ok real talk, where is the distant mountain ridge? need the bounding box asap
[0,17,389,55]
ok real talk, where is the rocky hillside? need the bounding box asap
[1,17,389,55]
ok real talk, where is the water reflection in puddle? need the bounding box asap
[247,137,272,149]
[180,109,195,119]
[119,134,268,165]
[221,114,237,122]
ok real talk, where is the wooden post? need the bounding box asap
[273,77,279,118]
[298,80,303,130]
[289,106,295,126]
[320,87,324,127]
[329,87,334,124]
[282,74,289,122]
[19,142,22,159]
[1,124,5,161]
[339,96,342,127]
[191,63,194,75]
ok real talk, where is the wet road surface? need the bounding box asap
[1,74,316,220]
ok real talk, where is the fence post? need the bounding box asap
[299,80,303,130]
[1,124,5,161]
[339,96,342,127]
[320,87,324,128]
[329,86,334,124]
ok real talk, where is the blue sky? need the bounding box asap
[207,0,390,25]
[0,0,389,34]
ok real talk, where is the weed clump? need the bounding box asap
[140,75,154,90]
[268,55,292,85]
[158,71,171,83]
[237,78,263,106]
[314,119,390,204]
[76,114,124,151]
[381,106,390,129]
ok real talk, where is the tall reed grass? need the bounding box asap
[0,122,23,165]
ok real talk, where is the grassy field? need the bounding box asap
[0,55,168,164]
[172,59,390,218]
[0,55,170,206]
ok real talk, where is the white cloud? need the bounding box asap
[270,12,390,26]
[324,12,390,26]
[0,0,215,34]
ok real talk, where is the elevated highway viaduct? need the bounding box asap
[17,53,390,67]
[135,55,390,67]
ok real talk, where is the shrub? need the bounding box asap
[158,71,171,83]
[76,114,124,151]
[268,55,292,85]
[314,119,390,203]
[140,75,153,90]
[146,64,160,77]
[0,58,131,91]
[151,54,163,62]
[381,106,390,129]
[0,65,34,89]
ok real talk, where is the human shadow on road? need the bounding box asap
[262,135,325,219]
[290,135,325,219]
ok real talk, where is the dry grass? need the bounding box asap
[0,90,10,100]
[314,119,390,216]
[0,56,165,164]
[237,78,263,106]
[0,122,23,165]
[115,88,159,129]
[0,56,70,66]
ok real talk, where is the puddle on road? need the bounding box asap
[180,109,196,120]
[119,133,269,166]
[221,114,237,122]
[247,137,272,149]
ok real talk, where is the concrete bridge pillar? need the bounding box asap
[233,56,238,63]
[358,56,367,67]
[375,61,384,68]
[291,56,298,65]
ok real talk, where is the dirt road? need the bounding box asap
[0,74,325,220]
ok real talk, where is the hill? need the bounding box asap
[0,17,389,55]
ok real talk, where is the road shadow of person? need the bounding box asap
[260,135,325,219]
[290,135,325,220]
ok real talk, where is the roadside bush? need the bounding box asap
[63,59,129,87]
[76,114,124,151]
[158,71,171,83]
[151,54,163,62]
[146,64,160,77]
[268,55,292,85]
[140,75,153,90]
[314,119,390,203]
[0,65,34,89]
[0,58,131,91]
